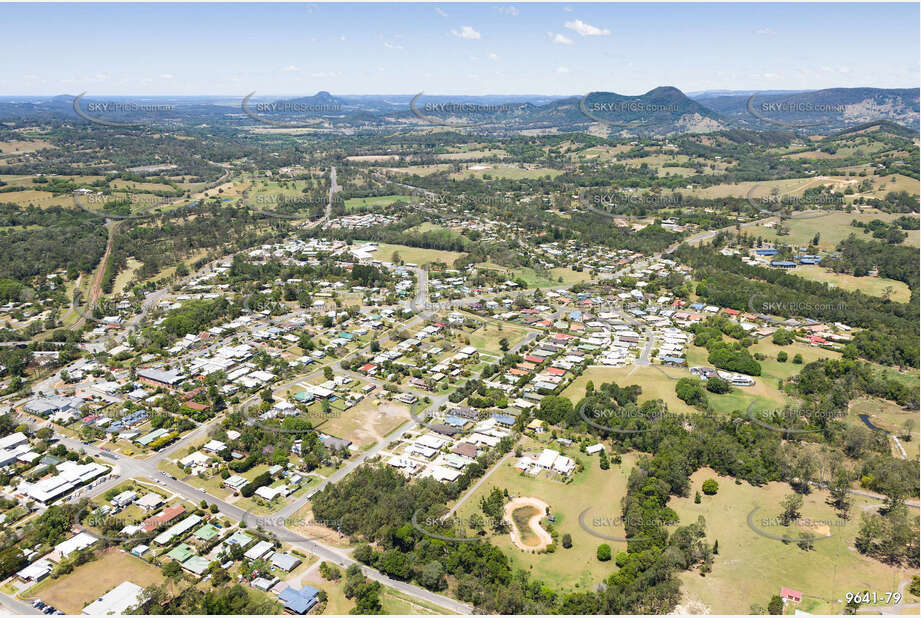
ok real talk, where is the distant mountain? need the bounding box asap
[697,87,919,131]
[0,87,916,135]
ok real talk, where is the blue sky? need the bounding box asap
[3,3,918,95]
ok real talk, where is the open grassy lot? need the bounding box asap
[792,265,911,302]
[476,263,592,288]
[674,469,918,615]
[750,338,841,381]
[451,165,563,181]
[452,442,636,591]
[465,321,531,356]
[436,148,507,161]
[745,211,919,252]
[563,365,695,415]
[375,242,466,267]
[315,398,410,448]
[25,550,164,613]
[380,587,453,614]
[0,139,55,154]
[344,194,411,211]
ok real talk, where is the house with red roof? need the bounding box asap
[780,587,802,603]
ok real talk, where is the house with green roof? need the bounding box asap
[181,555,211,576]
[225,530,254,548]
[193,523,220,542]
[166,543,195,562]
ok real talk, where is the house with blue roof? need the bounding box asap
[279,585,320,614]
[444,415,468,428]
[755,248,778,256]
[491,413,516,427]
[770,261,797,268]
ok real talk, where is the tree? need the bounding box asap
[777,351,788,363]
[260,388,273,403]
[599,450,610,470]
[780,493,803,525]
[161,560,182,579]
[499,337,509,352]
[596,544,612,561]
[713,539,718,554]
[561,533,572,549]
[419,560,446,591]
[324,366,334,380]
[772,329,794,346]
[792,353,803,364]
[767,595,784,614]
[706,377,730,394]
[694,491,701,504]
[702,479,719,495]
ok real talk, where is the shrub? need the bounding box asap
[702,479,719,495]
[596,544,612,561]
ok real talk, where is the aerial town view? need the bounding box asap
[0,2,918,616]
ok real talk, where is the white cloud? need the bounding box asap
[451,26,481,40]
[434,8,447,17]
[497,6,519,16]
[488,53,499,61]
[384,41,404,49]
[556,66,570,74]
[755,28,776,36]
[564,19,610,36]
[339,34,346,41]
[280,66,301,72]
[548,32,573,45]
[159,74,174,79]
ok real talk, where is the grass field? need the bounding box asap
[375,242,466,267]
[792,265,911,302]
[315,399,410,447]
[451,165,563,181]
[25,550,164,613]
[344,195,412,211]
[0,140,54,154]
[674,469,919,615]
[563,365,696,415]
[452,444,636,590]
[745,211,919,252]
[465,322,531,356]
[476,263,592,288]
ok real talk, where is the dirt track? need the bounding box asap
[504,496,552,551]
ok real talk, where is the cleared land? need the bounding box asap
[745,211,919,251]
[793,265,911,302]
[25,550,164,613]
[453,444,637,590]
[375,242,466,267]
[674,469,918,615]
